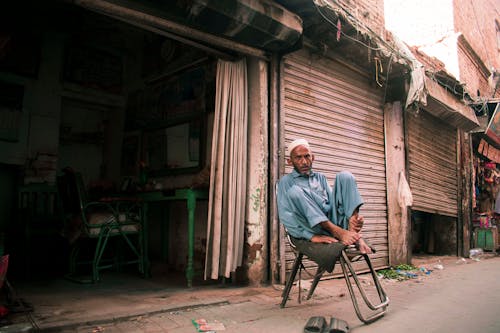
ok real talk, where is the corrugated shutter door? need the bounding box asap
[280,49,389,278]
[407,109,458,217]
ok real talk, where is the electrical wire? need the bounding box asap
[312,0,413,68]
[375,56,383,86]
[313,2,382,51]
[382,52,394,104]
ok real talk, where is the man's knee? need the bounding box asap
[337,170,354,179]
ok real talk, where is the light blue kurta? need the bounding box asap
[277,170,363,240]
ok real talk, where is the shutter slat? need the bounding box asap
[281,49,389,279]
[407,110,458,216]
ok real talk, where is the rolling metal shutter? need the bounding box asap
[406,109,458,217]
[280,49,388,279]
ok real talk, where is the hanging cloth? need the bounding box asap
[205,58,248,280]
[397,171,413,208]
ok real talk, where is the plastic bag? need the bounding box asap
[397,171,413,208]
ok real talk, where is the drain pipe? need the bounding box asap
[269,52,281,284]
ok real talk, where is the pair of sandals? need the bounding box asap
[304,316,349,333]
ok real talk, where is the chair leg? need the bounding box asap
[119,232,142,267]
[68,245,79,275]
[280,253,303,308]
[340,251,389,324]
[93,230,112,283]
[306,267,325,300]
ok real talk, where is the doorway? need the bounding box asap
[411,211,457,255]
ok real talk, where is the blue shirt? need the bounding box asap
[277,169,333,240]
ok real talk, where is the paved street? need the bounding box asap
[3,254,500,332]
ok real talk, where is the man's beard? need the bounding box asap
[294,165,311,175]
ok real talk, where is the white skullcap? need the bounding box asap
[286,138,310,156]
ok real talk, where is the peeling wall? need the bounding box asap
[244,57,268,285]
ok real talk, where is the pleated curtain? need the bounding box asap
[205,58,248,280]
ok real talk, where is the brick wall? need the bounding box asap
[336,0,385,35]
[458,42,492,98]
[453,0,500,98]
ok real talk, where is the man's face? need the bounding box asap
[288,145,314,176]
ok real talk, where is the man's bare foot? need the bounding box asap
[356,238,373,254]
[338,229,361,246]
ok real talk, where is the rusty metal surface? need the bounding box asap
[407,108,458,217]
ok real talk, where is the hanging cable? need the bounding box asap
[374,56,383,87]
[382,53,394,104]
[313,2,382,51]
[313,0,410,62]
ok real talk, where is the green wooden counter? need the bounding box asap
[138,188,208,287]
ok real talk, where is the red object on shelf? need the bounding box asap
[0,254,8,289]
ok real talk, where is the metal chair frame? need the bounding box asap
[58,171,145,283]
[280,234,389,324]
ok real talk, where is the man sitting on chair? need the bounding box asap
[277,138,372,273]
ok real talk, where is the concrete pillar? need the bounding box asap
[244,57,268,285]
[384,101,411,265]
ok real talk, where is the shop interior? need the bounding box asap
[411,102,500,257]
[471,134,500,252]
[411,211,457,255]
[1,2,225,286]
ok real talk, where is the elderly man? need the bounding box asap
[277,138,372,273]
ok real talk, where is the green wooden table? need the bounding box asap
[139,188,209,287]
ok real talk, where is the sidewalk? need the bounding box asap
[3,253,499,332]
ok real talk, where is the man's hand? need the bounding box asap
[310,235,339,244]
[319,220,361,246]
[349,211,364,233]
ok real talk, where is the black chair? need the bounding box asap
[280,232,389,324]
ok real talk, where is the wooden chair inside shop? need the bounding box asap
[280,230,389,324]
[17,182,65,278]
[56,168,145,283]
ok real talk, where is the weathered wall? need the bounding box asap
[244,57,268,285]
[453,0,500,98]
[453,0,500,72]
[457,40,495,99]
[336,0,385,35]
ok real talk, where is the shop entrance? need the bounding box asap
[2,2,220,285]
[411,211,458,255]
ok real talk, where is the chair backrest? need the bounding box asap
[283,227,298,250]
[56,169,86,217]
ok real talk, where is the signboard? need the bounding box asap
[485,103,500,145]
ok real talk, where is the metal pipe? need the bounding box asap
[269,53,281,284]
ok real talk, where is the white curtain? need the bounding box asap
[205,58,248,280]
